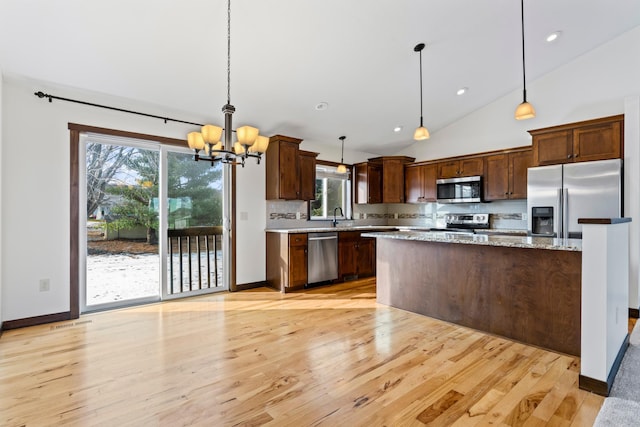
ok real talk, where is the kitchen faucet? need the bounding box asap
[332,207,344,227]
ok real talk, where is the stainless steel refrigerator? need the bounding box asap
[527,159,623,238]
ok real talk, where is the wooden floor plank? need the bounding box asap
[0,279,604,426]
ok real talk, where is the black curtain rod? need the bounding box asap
[34,91,204,127]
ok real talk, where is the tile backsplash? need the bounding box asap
[266,199,527,231]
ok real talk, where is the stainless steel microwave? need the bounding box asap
[436,175,483,203]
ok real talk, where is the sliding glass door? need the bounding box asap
[80,134,228,313]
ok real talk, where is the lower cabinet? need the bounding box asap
[338,231,376,281]
[266,233,307,292]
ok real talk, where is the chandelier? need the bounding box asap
[186,0,269,166]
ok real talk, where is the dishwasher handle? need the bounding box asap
[308,235,338,241]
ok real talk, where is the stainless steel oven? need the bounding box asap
[436,175,482,203]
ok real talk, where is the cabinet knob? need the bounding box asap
[505,192,509,195]
[567,154,571,159]
[575,153,579,158]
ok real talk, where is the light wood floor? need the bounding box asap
[0,279,604,426]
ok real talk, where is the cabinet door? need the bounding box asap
[299,152,316,201]
[382,159,405,203]
[279,141,301,199]
[367,164,383,204]
[509,150,533,199]
[357,237,376,278]
[437,161,460,179]
[404,165,423,203]
[484,154,509,201]
[338,232,358,279]
[354,163,382,204]
[572,121,621,163]
[422,164,437,202]
[533,130,573,166]
[460,157,484,176]
[288,234,307,287]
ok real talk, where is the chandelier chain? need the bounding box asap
[227,0,231,105]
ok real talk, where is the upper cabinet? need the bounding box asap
[437,157,484,179]
[405,163,437,203]
[530,115,623,166]
[266,135,318,200]
[355,156,414,204]
[484,149,532,201]
[355,162,382,204]
[298,150,318,201]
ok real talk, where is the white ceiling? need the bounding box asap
[1,0,639,155]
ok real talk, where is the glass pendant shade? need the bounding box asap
[187,132,206,150]
[211,141,223,151]
[413,126,430,140]
[201,125,223,144]
[236,125,259,147]
[515,101,536,120]
[336,164,347,174]
[233,141,246,155]
[249,135,269,153]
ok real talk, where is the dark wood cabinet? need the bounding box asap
[266,135,318,200]
[355,162,382,204]
[356,156,414,204]
[299,150,318,201]
[405,163,437,203]
[437,157,484,178]
[288,234,308,288]
[338,231,376,280]
[357,236,376,277]
[530,115,623,166]
[484,149,532,201]
[266,232,307,292]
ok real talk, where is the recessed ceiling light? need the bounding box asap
[546,31,562,43]
[315,102,329,111]
[393,126,403,133]
[456,87,468,96]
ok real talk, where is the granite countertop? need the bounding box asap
[265,225,399,233]
[361,230,582,252]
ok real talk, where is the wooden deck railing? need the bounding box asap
[167,226,223,294]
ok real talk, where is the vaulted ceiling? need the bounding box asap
[1,0,639,154]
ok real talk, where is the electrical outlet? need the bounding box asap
[522,213,528,221]
[296,212,301,220]
[39,278,50,292]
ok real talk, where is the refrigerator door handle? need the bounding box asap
[557,188,563,238]
[562,188,569,239]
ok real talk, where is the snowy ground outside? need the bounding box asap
[86,252,223,306]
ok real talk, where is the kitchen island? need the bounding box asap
[363,230,582,356]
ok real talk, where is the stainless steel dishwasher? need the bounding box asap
[307,232,338,285]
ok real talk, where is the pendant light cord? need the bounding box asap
[227,0,231,105]
[418,48,424,125]
[520,0,527,102]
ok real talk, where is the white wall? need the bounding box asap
[0,70,3,326]
[581,222,629,382]
[235,159,265,285]
[625,96,640,311]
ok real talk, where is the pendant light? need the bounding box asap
[413,43,430,140]
[515,0,536,120]
[336,136,347,174]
